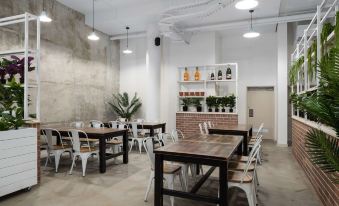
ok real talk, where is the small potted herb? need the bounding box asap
[215,97,221,112]
[220,96,228,112]
[192,98,203,112]
[227,94,236,113]
[181,98,191,112]
[206,96,216,112]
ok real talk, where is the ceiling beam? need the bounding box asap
[110,12,321,40]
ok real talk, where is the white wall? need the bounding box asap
[221,32,278,130]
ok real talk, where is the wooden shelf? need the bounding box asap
[178,80,205,83]
[206,79,236,82]
[178,96,205,98]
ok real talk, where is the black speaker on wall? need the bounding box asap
[155,37,161,46]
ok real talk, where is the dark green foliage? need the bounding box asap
[289,56,304,85]
[219,96,228,109]
[107,92,142,121]
[227,94,236,109]
[191,98,202,107]
[206,96,216,109]
[181,98,192,107]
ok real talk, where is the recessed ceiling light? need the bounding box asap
[235,0,258,10]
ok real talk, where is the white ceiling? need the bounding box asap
[56,0,324,36]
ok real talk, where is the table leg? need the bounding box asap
[155,154,164,206]
[236,141,243,155]
[150,128,154,137]
[99,137,106,173]
[243,133,248,156]
[123,130,128,164]
[219,162,228,206]
[249,127,253,137]
[161,124,166,133]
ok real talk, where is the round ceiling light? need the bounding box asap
[39,11,52,22]
[235,0,258,10]
[88,31,100,41]
[243,31,260,38]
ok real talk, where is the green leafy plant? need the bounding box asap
[206,96,216,111]
[181,98,192,107]
[289,56,304,85]
[291,47,339,182]
[219,96,228,109]
[107,92,142,121]
[321,22,335,54]
[227,94,236,110]
[307,40,317,80]
[192,98,203,112]
[336,11,339,48]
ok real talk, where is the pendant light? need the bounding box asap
[243,10,260,38]
[88,0,99,41]
[40,0,52,22]
[235,0,258,10]
[123,27,133,54]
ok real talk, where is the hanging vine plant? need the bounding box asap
[321,22,335,55]
[307,40,317,81]
[289,56,304,85]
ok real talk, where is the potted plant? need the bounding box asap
[180,98,191,112]
[9,56,35,84]
[0,65,6,84]
[220,96,228,112]
[215,97,221,112]
[192,98,203,112]
[227,94,236,113]
[107,92,142,121]
[206,96,216,112]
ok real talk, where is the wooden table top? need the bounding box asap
[131,122,166,126]
[154,134,243,160]
[42,126,126,135]
[209,124,252,132]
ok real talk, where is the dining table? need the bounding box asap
[208,124,253,156]
[41,127,128,173]
[154,134,243,206]
[105,121,166,137]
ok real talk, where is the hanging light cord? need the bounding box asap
[92,0,95,32]
[126,27,129,48]
[250,9,254,30]
[43,0,45,11]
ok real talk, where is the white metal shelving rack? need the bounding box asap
[0,13,41,121]
[290,0,338,119]
[177,63,238,113]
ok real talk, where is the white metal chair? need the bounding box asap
[198,123,204,134]
[107,121,123,158]
[203,122,209,134]
[70,121,85,128]
[89,120,104,128]
[143,137,185,206]
[129,121,147,153]
[41,128,72,173]
[249,123,264,164]
[227,142,261,206]
[207,121,214,128]
[68,130,99,177]
[108,121,118,129]
[171,129,185,142]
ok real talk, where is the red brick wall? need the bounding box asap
[292,119,339,206]
[176,112,238,137]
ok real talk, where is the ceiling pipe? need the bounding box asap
[110,11,334,41]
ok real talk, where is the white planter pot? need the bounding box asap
[0,128,37,197]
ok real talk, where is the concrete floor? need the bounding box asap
[0,140,322,206]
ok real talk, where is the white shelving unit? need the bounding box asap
[177,63,238,113]
[0,13,41,121]
[290,0,338,119]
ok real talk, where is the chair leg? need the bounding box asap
[244,184,255,206]
[69,155,77,175]
[182,164,189,191]
[138,139,143,154]
[129,140,135,153]
[178,172,185,192]
[54,151,62,173]
[166,175,175,206]
[144,173,154,202]
[81,155,89,177]
[44,151,50,169]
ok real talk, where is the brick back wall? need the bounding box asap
[176,112,238,137]
[292,119,339,206]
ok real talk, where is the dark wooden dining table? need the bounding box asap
[154,134,243,206]
[105,122,166,137]
[42,127,128,173]
[208,124,253,156]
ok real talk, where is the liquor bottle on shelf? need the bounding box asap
[194,67,201,81]
[210,72,215,80]
[218,69,222,80]
[226,65,232,80]
[184,67,189,81]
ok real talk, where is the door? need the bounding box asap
[247,87,275,140]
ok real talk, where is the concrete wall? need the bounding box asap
[0,0,120,124]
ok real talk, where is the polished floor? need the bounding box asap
[0,140,322,206]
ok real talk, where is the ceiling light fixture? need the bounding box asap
[123,26,133,54]
[243,10,260,39]
[39,0,52,22]
[235,0,258,10]
[88,0,99,41]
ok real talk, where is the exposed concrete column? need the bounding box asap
[276,23,288,146]
[145,24,161,121]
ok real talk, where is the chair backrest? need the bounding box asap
[89,120,104,128]
[41,128,64,150]
[171,129,185,142]
[203,122,209,134]
[118,122,126,129]
[70,121,84,128]
[68,130,91,153]
[143,137,155,170]
[240,137,262,183]
[157,133,169,146]
[134,118,145,123]
[108,121,118,128]
[208,121,214,128]
[131,122,139,138]
[254,123,264,140]
[118,118,126,123]
[198,123,204,135]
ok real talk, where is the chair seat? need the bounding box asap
[107,139,123,145]
[152,164,181,174]
[231,155,256,163]
[51,145,72,150]
[228,162,255,172]
[228,171,253,183]
[79,147,98,153]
